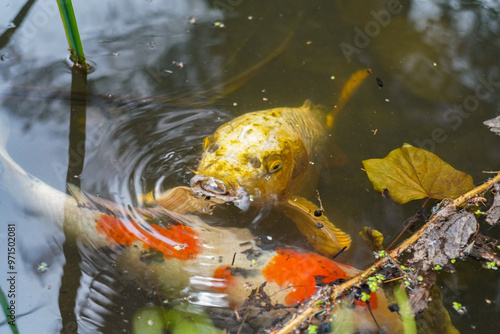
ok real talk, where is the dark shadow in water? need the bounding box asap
[0,0,37,50]
[59,65,88,334]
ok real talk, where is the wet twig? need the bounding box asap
[270,173,500,334]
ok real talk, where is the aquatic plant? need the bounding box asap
[0,286,19,334]
[57,0,87,68]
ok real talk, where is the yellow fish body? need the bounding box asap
[192,100,326,206]
[149,70,371,255]
[190,100,349,255]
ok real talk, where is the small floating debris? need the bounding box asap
[452,302,467,315]
[172,61,184,68]
[174,243,188,251]
[376,77,383,87]
[38,262,49,272]
[214,21,225,28]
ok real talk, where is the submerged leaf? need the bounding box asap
[485,184,500,225]
[359,227,384,251]
[362,144,474,204]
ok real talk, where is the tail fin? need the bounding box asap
[326,69,372,130]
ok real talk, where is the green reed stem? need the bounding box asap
[57,0,87,69]
[0,286,19,334]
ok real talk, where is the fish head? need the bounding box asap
[191,116,301,210]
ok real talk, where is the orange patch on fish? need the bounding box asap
[96,214,138,246]
[96,214,200,260]
[213,265,237,292]
[262,248,350,305]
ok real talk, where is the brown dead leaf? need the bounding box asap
[362,143,474,204]
[485,184,500,225]
[409,210,477,271]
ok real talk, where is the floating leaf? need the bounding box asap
[362,144,474,204]
[359,227,384,251]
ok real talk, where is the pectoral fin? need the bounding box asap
[139,186,216,215]
[284,196,351,255]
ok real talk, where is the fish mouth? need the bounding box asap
[190,175,238,203]
[190,175,251,211]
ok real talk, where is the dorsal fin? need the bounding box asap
[301,99,314,110]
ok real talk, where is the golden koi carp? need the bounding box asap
[148,70,371,255]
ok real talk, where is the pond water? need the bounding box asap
[1,0,500,333]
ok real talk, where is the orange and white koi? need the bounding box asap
[0,112,402,332]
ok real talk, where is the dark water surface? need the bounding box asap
[1,0,500,333]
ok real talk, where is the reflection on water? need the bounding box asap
[1,0,500,332]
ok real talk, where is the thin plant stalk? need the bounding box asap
[57,0,87,68]
[0,286,19,334]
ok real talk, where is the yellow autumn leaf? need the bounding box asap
[362,143,474,204]
[359,227,384,252]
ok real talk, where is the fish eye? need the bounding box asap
[264,154,283,173]
[269,160,283,173]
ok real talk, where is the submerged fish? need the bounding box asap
[0,111,403,332]
[149,70,371,255]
